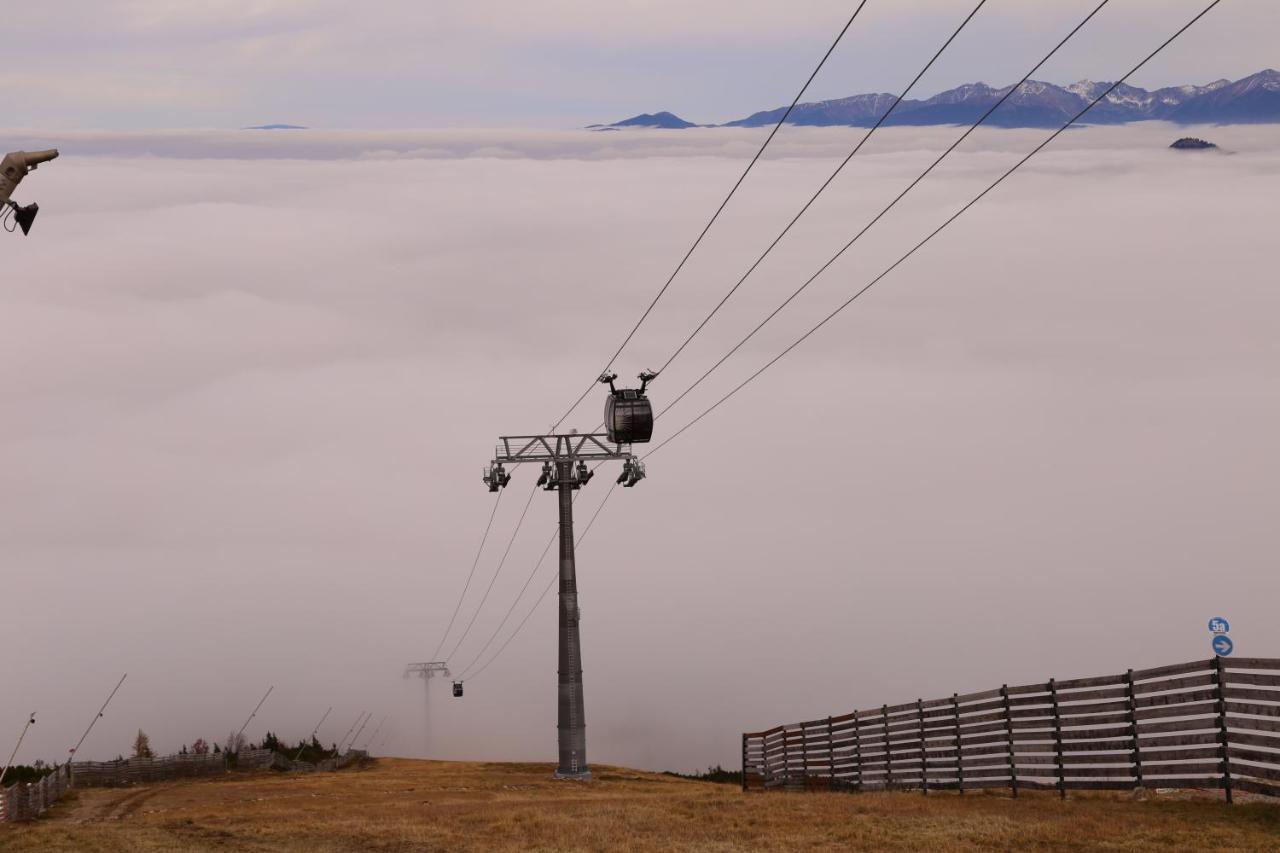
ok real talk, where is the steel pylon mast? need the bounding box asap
[405,661,449,756]
[483,431,645,780]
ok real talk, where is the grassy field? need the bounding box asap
[2,758,1277,851]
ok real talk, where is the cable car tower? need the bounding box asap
[481,371,654,780]
[404,661,450,755]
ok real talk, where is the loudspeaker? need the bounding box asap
[11,202,38,235]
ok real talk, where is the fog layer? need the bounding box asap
[2,123,1277,772]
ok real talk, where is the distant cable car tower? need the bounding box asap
[404,661,450,756]
[481,373,653,779]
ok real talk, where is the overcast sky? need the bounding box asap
[1,0,1278,777]
[3,0,1277,129]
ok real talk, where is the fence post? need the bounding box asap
[827,716,835,791]
[1214,656,1233,804]
[882,705,893,791]
[917,699,928,796]
[952,693,964,795]
[741,733,747,793]
[1125,668,1143,792]
[1049,678,1065,800]
[782,727,790,790]
[801,723,809,788]
[1001,684,1018,799]
[853,710,862,793]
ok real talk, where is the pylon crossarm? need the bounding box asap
[494,433,628,464]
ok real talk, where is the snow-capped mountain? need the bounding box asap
[598,70,1280,130]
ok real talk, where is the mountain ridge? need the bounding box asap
[596,69,1280,130]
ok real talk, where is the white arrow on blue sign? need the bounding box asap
[1212,635,1234,656]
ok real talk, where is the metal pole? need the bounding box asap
[336,711,364,753]
[235,686,274,747]
[293,706,332,762]
[349,713,372,752]
[1,713,36,788]
[67,673,127,765]
[360,716,387,751]
[555,457,590,779]
[423,677,431,755]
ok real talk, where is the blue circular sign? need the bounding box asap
[1212,635,1234,656]
[1208,617,1230,635]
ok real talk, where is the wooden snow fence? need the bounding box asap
[0,765,71,822]
[742,656,1280,803]
[69,751,227,787]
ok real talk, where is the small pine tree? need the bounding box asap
[132,729,154,760]
[213,742,221,754]
[192,738,209,755]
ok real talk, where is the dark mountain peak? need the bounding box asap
[1170,137,1217,150]
[602,111,697,129]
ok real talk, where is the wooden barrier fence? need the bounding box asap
[742,656,1280,802]
[0,748,368,821]
[0,765,71,823]
[69,752,229,787]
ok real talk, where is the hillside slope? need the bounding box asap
[2,759,1277,851]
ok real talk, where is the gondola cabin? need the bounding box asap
[600,370,657,444]
[452,681,464,698]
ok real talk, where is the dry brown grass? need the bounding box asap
[2,759,1277,852]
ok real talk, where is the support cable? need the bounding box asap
[655,0,992,378]
[440,5,873,665]
[646,0,1223,461]
[461,0,988,671]
[656,0,1112,421]
[455,526,558,680]
[453,0,1222,681]
[466,482,618,682]
[454,472,599,679]
[547,1,873,434]
[428,488,504,662]
[445,483,538,662]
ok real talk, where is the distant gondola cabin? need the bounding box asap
[452,682,464,698]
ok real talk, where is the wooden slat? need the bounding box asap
[1224,672,1280,689]
[1227,715,1280,734]
[1137,762,1223,776]
[1225,701,1280,719]
[1139,717,1217,735]
[1228,731,1280,751]
[1228,762,1280,783]
[1131,660,1215,681]
[1134,688,1218,710]
[1005,682,1051,697]
[1139,732,1221,749]
[1138,777,1221,789]
[1063,780,1141,791]
[1234,778,1280,798]
[1054,699,1132,717]
[1053,673,1129,691]
[1131,673,1217,696]
[1221,658,1280,671]
[1054,686,1130,704]
[1223,686,1280,704]
[1227,747,1280,767]
[1059,712,1133,729]
[1136,702,1217,721]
